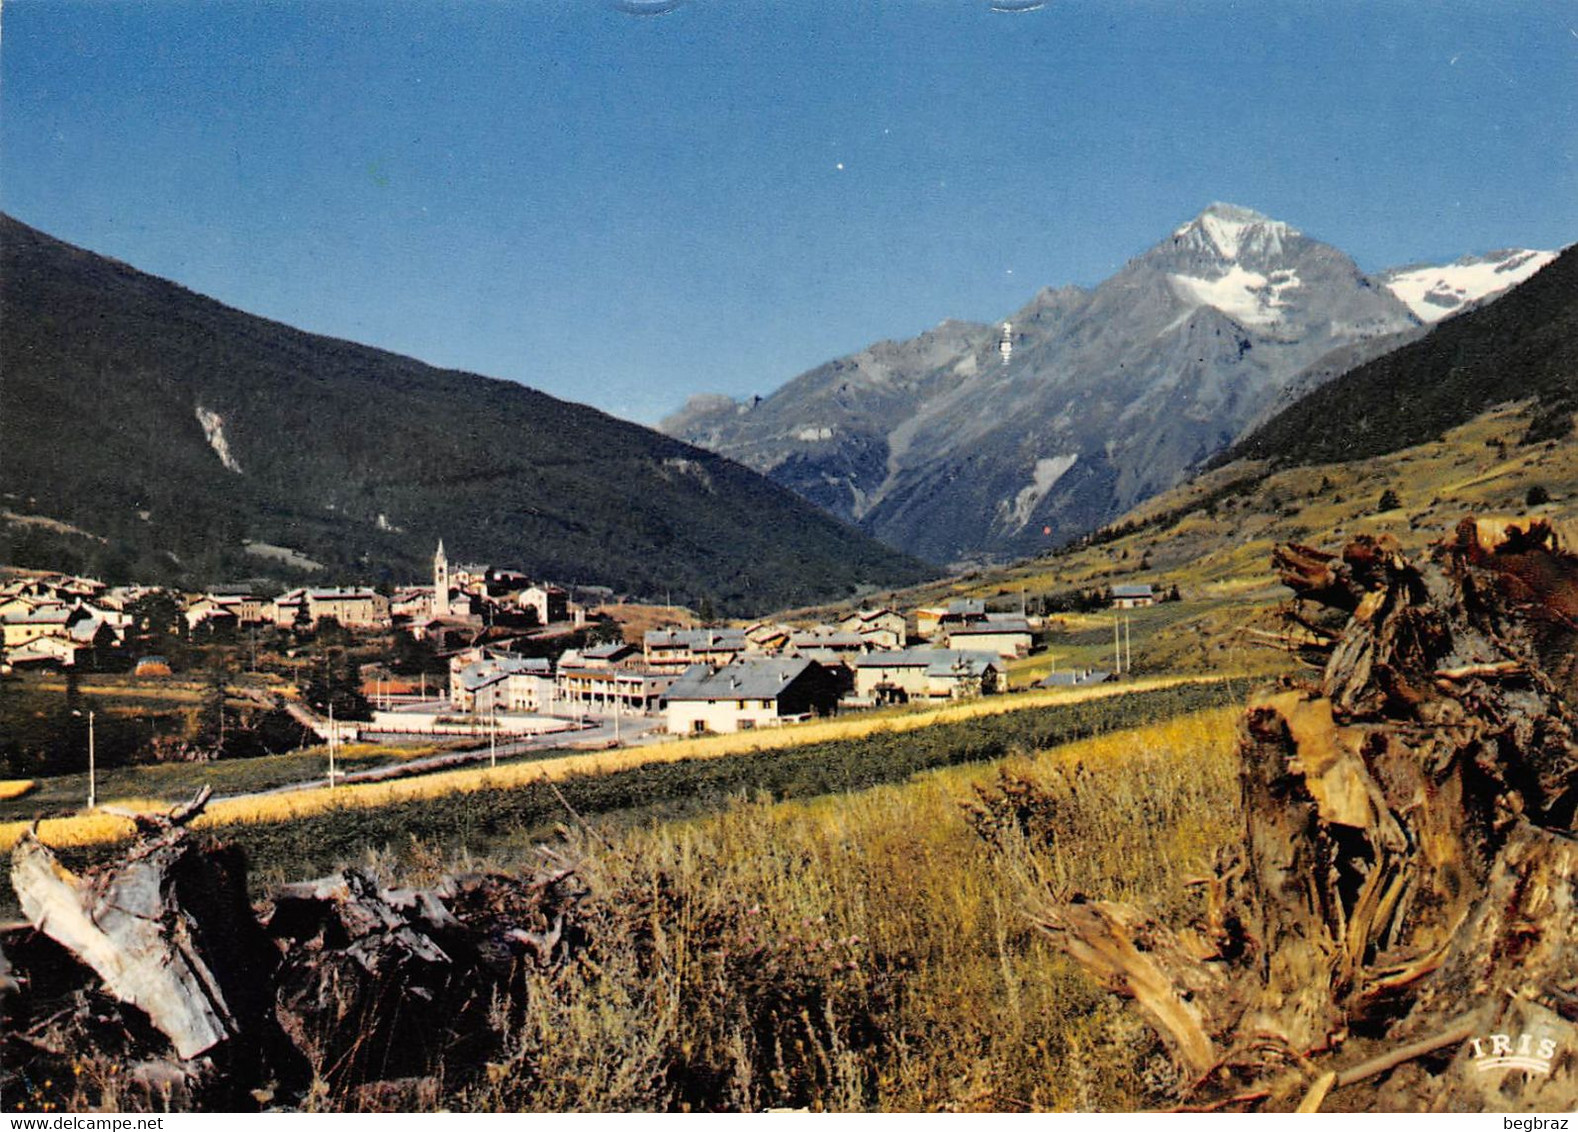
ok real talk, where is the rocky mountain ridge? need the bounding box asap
[665,203,1438,566]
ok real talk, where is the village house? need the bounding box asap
[0,573,129,671]
[0,593,42,621]
[787,647,858,697]
[643,627,748,673]
[788,629,869,664]
[555,661,677,715]
[1111,583,1157,609]
[5,633,86,669]
[838,607,907,650]
[942,615,1035,658]
[520,583,570,626]
[14,633,85,667]
[185,589,273,631]
[271,589,309,628]
[573,641,638,667]
[664,657,840,735]
[267,586,392,630]
[914,599,987,640]
[450,650,556,714]
[742,622,794,654]
[308,587,392,629]
[183,596,238,633]
[853,648,1002,704]
[390,586,435,621]
[1,602,76,649]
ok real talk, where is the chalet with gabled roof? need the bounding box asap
[664,657,839,735]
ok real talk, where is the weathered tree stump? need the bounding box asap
[7,788,589,1108]
[1035,518,1578,1111]
[9,790,277,1062]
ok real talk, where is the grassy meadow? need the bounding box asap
[445,705,1243,1112]
[34,692,1245,1113]
[0,739,463,826]
[0,677,1223,856]
[796,399,1577,681]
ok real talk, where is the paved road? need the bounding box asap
[220,713,665,801]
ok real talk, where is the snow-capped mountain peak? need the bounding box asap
[1378,248,1556,323]
[1171,202,1301,262]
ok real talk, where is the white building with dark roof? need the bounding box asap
[664,657,840,734]
[853,648,1002,704]
[942,616,1034,658]
[1111,583,1156,609]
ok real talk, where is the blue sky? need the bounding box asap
[4,1,1575,424]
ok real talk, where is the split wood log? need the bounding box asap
[1033,517,1578,1111]
[8,789,275,1062]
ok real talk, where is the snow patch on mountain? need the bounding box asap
[999,454,1078,532]
[1380,250,1555,323]
[797,426,835,441]
[1172,203,1299,262]
[195,405,242,474]
[1169,265,1301,327]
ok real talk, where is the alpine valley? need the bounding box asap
[0,215,932,615]
[663,204,1554,567]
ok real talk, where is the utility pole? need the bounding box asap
[328,701,336,788]
[1125,616,1132,675]
[1114,615,1122,676]
[490,700,497,769]
[72,708,97,810]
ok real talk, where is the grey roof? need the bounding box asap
[458,653,551,692]
[789,631,866,649]
[645,627,747,649]
[946,599,986,616]
[1111,583,1155,598]
[3,606,72,625]
[582,642,635,660]
[924,651,1001,678]
[949,618,1032,636]
[1039,669,1113,687]
[794,648,854,667]
[665,657,819,702]
[557,664,672,685]
[856,648,1001,675]
[69,617,111,642]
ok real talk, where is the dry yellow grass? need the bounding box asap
[0,678,1218,852]
[463,704,1245,1112]
[0,779,37,801]
[30,681,205,703]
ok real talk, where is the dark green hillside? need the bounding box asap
[1229,244,1576,467]
[0,215,931,612]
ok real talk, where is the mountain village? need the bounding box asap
[0,538,1153,752]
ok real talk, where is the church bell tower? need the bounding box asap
[433,540,451,617]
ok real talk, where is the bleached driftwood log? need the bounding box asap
[9,788,272,1061]
[1035,518,1578,1111]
